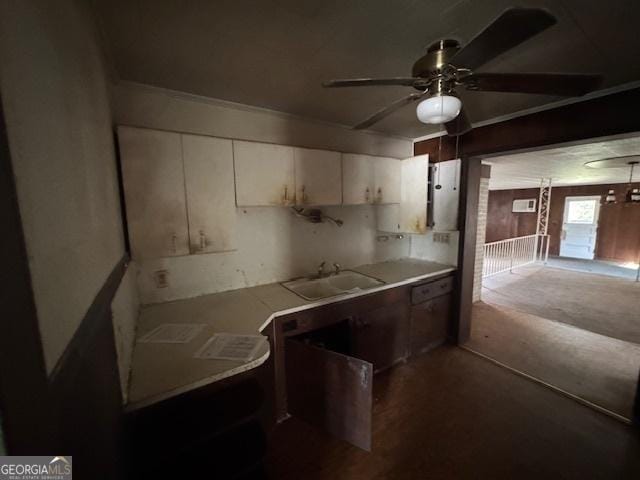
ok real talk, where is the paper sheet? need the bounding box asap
[138,323,205,344]
[194,333,266,362]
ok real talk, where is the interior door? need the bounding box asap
[560,195,601,259]
[285,338,373,451]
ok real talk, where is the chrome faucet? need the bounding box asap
[317,261,326,278]
[332,263,341,275]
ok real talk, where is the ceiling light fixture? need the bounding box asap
[416,95,461,124]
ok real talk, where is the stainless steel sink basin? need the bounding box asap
[282,271,384,301]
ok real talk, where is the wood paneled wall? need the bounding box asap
[486,183,640,262]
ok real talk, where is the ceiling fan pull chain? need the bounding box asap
[453,135,460,190]
[435,135,442,189]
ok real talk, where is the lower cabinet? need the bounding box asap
[285,321,373,451]
[410,294,452,355]
[277,274,454,452]
[410,276,454,355]
[351,301,410,372]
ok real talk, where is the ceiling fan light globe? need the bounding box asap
[416,95,462,124]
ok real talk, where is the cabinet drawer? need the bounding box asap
[411,276,454,305]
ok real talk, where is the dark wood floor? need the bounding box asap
[264,346,640,480]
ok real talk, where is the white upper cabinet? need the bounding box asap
[432,158,460,231]
[294,147,342,206]
[182,134,236,254]
[399,154,429,233]
[234,140,295,206]
[342,154,400,205]
[118,126,189,260]
[342,154,374,205]
[373,157,401,204]
[377,154,429,234]
[118,127,238,260]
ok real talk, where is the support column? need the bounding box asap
[536,178,552,263]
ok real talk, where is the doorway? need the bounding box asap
[468,135,640,422]
[560,195,601,260]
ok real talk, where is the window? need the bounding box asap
[566,199,597,224]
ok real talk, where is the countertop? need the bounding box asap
[127,258,455,410]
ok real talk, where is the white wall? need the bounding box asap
[111,265,139,403]
[134,206,409,304]
[410,231,460,267]
[0,0,126,373]
[112,82,413,159]
[111,83,414,304]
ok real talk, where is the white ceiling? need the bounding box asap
[90,0,640,138]
[485,136,640,190]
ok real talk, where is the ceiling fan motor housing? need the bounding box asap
[412,39,461,92]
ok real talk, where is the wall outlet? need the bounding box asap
[153,270,169,288]
[433,232,450,244]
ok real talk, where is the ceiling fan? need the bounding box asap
[323,8,603,136]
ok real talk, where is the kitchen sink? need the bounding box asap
[282,271,385,301]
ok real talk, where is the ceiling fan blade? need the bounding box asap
[323,77,420,88]
[462,73,603,96]
[444,107,472,137]
[353,93,425,130]
[451,8,556,70]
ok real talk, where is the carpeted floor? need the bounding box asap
[482,265,640,344]
[545,256,639,280]
[468,302,640,419]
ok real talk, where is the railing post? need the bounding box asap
[544,235,550,264]
[509,239,515,273]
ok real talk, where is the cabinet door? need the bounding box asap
[342,154,374,205]
[373,157,401,204]
[399,154,429,233]
[351,301,410,372]
[432,158,460,231]
[234,140,295,206]
[294,147,342,206]
[410,293,452,356]
[285,338,373,451]
[182,134,236,254]
[376,154,428,234]
[118,126,189,260]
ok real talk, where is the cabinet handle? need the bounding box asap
[283,185,288,204]
[377,187,383,203]
[365,187,371,203]
[172,234,178,253]
[301,185,308,204]
[199,230,206,251]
